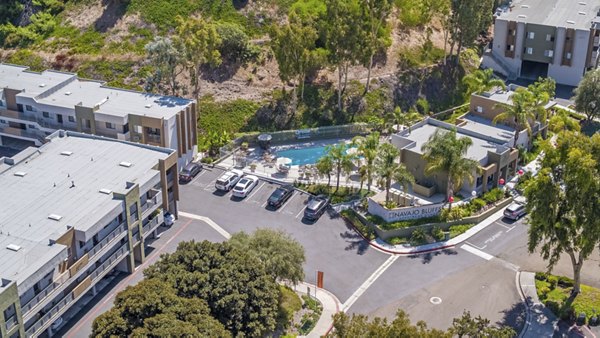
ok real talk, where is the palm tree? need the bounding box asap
[326,143,355,192]
[493,87,540,148]
[421,129,480,203]
[462,68,506,95]
[352,132,380,191]
[548,108,581,133]
[390,107,421,134]
[315,156,333,187]
[375,143,414,204]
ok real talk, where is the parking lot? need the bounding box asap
[178,167,390,303]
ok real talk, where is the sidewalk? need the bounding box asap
[517,271,559,337]
[293,281,341,338]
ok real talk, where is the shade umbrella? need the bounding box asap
[277,157,292,166]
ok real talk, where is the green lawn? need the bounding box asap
[536,273,600,323]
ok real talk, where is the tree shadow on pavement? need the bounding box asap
[497,301,527,334]
[408,248,458,264]
[338,213,370,255]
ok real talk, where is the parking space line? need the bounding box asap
[342,255,399,312]
[246,182,266,202]
[496,221,517,232]
[505,225,517,232]
[278,191,298,213]
[295,206,307,219]
[464,241,487,250]
[203,178,218,191]
[461,244,494,261]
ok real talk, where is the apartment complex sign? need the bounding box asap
[367,198,444,222]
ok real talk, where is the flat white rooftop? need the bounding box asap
[497,0,600,30]
[0,63,193,119]
[0,131,173,288]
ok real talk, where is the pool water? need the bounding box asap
[276,144,356,166]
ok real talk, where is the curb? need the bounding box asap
[516,270,532,338]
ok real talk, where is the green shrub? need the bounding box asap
[216,21,250,61]
[340,210,376,241]
[469,198,486,212]
[415,98,430,115]
[278,286,302,329]
[535,272,549,281]
[200,157,214,164]
[430,225,445,241]
[449,224,474,238]
[365,214,386,225]
[7,49,46,72]
[547,275,558,288]
[410,228,427,245]
[387,236,407,245]
[482,188,504,204]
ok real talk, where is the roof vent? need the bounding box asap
[145,104,152,108]
[119,161,132,168]
[517,14,527,18]
[99,188,112,194]
[14,171,27,177]
[520,4,529,8]
[39,83,46,88]
[579,1,588,5]
[48,214,62,221]
[579,11,587,15]
[6,244,21,252]
[65,91,72,96]
[60,151,73,156]
[567,20,576,24]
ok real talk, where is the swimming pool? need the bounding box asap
[276,143,355,166]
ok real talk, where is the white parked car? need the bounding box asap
[164,212,175,226]
[232,175,259,198]
[215,169,244,191]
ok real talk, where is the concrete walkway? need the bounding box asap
[517,271,559,337]
[293,281,341,338]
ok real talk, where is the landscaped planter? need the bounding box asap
[413,182,436,197]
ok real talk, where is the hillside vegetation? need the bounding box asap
[0,0,493,153]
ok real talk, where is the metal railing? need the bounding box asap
[20,282,59,315]
[5,314,17,331]
[26,244,129,336]
[142,216,160,237]
[22,223,127,317]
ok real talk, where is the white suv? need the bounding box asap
[215,169,244,191]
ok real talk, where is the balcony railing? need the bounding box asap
[26,244,129,337]
[22,222,127,318]
[141,194,162,217]
[88,223,127,258]
[5,314,17,331]
[146,134,161,145]
[20,282,59,315]
[142,216,161,237]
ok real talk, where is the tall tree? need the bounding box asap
[526,132,600,296]
[462,68,506,95]
[448,0,494,65]
[316,155,334,187]
[574,68,600,121]
[145,36,184,96]
[174,16,222,102]
[390,107,422,134]
[326,142,355,192]
[375,143,414,203]
[323,0,364,110]
[548,108,581,133]
[144,241,280,337]
[270,13,318,99]
[451,311,515,338]
[421,129,479,201]
[352,132,380,191]
[229,229,306,284]
[91,279,230,337]
[361,0,392,93]
[492,87,540,148]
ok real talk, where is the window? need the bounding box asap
[545,50,554,57]
[28,124,35,129]
[476,106,483,113]
[68,116,75,123]
[526,47,533,54]
[528,32,535,39]
[147,127,161,135]
[25,105,33,111]
[42,111,50,118]
[566,52,572,60]
[0,100,3,106]
[0,119,5,124]
[123,123,129,133]
[106,122,115,129]
[546,34,552,41]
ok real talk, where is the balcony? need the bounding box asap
[117,131,130,141]
[21,222,127,318]
[142,214,162,238]
[5,314,17,331]
[0,126,46,144]
[146,133,161,145]
[0,109,53,129]
[141,193,162,217]
[26,244,129,337]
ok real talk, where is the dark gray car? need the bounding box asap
[304,195,330,221]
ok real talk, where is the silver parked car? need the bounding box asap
[503,197,527,220]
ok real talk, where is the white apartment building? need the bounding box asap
[0,130,179,337]
[0,63,197,169]
[484,0,600,86]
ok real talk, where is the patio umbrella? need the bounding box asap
[346,147,358,156]
[277,157,292,165]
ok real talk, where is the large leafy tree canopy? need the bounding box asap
[525,132,600,295]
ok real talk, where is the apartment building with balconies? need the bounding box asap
[0,63,197,169]
[0,130,179,337]
[484,0,600,86]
